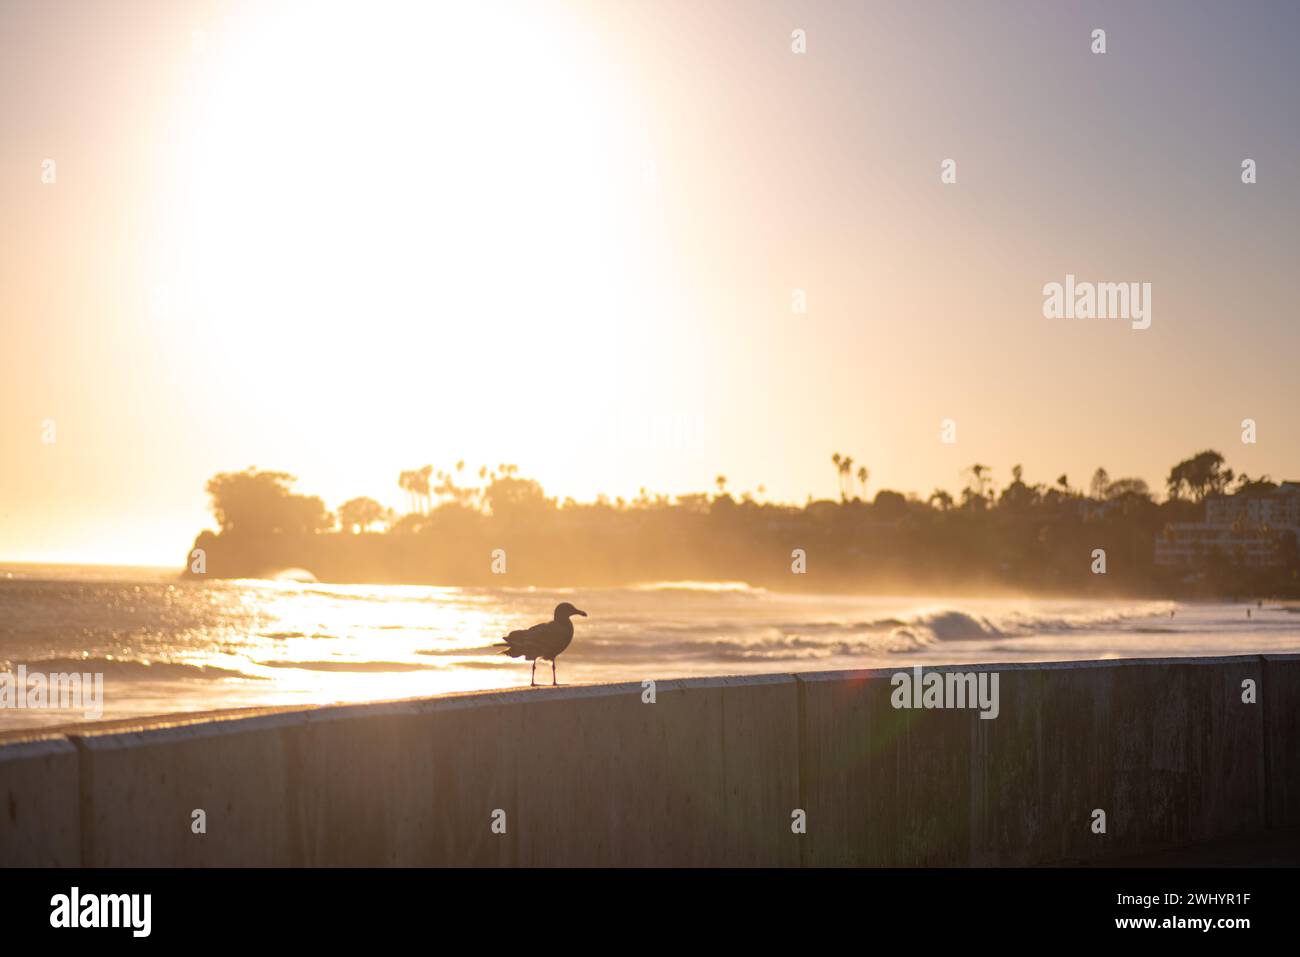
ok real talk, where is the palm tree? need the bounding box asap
[840,456,853,501]
[715,475,727,496]
[398,470,417,514]
[416,465,433,515]
[856,466,869,500]
[831,453,843,498]
[963,463,992,506]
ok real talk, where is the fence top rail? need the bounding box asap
[0,653,1289,751]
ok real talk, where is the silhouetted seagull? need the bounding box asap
[496,602,587,686]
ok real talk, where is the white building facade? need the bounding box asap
[1156,482,1300,568]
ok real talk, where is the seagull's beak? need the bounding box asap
[575,609,587,617]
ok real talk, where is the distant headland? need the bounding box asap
[182,451,1300,598]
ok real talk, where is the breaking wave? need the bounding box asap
[884,602,1174,648]
[572,602,1178,663]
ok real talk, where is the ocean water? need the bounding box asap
[2,563,1299,731]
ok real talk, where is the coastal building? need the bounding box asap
[1205,482,1300,528]
[1155,482,1300,568]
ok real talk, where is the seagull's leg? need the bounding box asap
[551,658,557,686]
[530,659,536,687]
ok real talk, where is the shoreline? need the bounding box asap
[2,559,1291,603]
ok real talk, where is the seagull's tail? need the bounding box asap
[494,638,525,658]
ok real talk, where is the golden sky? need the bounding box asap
[2,0,1298,564]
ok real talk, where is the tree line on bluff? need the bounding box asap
[185,450,1300,596]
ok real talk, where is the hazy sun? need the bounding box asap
[152,0,675,485]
